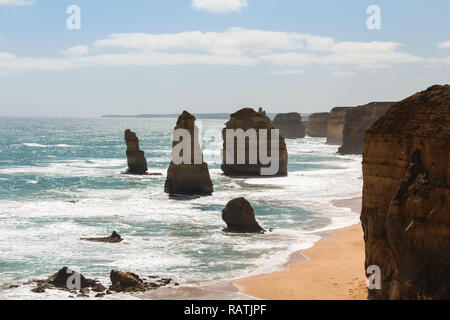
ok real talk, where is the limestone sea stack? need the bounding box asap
[221,108,288,176]
[307,112,329,137]
[164,111,213,195]
[124,129,148,174]
[361,85,450,299]
[326,107,352,145]
[272,113,306,139]
[222,198,264,233]
[338,102,396,155]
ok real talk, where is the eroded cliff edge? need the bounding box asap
[338,102,396,155]
[326,107,352,145]
[307,112,329,137]
[361,85,450,299]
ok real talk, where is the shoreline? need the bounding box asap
[138,197,365,300]
[233,197,366,300]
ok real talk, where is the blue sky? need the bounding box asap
[0,0,449,117]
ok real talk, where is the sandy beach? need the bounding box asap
[233,198,367,300]
[137,197,367,300]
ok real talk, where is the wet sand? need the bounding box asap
[139,197,366,300]
[233,198,367,300]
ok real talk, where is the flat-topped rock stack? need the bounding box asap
[221,108,288,176]
[338,102,396,155]
[326,107,352,145]
[307,112,329,137]
[124,129,148,174]
[164,111,213,195]
[272,113,306,139]
[361,85,450,299]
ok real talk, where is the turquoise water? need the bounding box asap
[0,117,362,298]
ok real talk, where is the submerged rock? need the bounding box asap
[221,108,288,176]
[124,129,148,174]
[80,231,123,243]
[307,112,329,137]
[222,197,264,233]
[326,107,352,145]
[164,111,213,195]
[272,113,306,139]
[361,84,450,299]
[338,102,396,155]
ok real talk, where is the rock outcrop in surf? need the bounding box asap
[109,269,174,293]
[221,108,288,176]
[164,111,213,195]
[80,231,123,243]
[124,129,148,174]
[307,112,329,137]
[222,197,264,233]
[361,84,450,299]
[272,113,306,139]
[338,102,396,155]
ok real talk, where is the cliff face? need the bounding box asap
[361,85,450,300]
[221,108,288,176]
[307,112,329,137]
[338,102,396,155]
[164,111,213,195]
[326,107,352,145]
[272,113,306,139]
[124,129,148,174]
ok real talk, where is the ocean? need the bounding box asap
[0,117,362,299]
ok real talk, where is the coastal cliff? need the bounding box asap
[272,113,306,139]
[338,102,396,155]
[124,129,148,174]
[221,108,288,176]
[164,111,213,195]
[361,85,450,299]
[307,112,329,137]
[326,107,352,145]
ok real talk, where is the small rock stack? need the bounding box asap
[222,198,264,233]
[272,113,306,139]
[124,129,148,174]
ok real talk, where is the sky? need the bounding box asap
[0,0,449,117]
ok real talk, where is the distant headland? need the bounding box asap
[101,113,311,120]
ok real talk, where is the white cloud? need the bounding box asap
[59,45,90,57]
[95,28,306,55]
[191,0,247,13]
[0,52,74,71]
[0,0,34,6]
[270,69,304,75]
[0,28,432,73]
[437,41,450,48]
[332,71,355,77]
